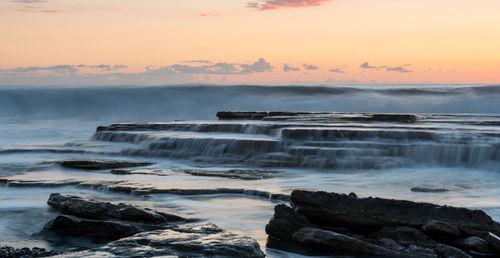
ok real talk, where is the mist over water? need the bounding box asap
[1,85,499,123]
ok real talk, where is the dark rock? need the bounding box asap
[47,193,170,224]
[43,215,163,240]
[0,246,59,258]
[291,227,411,257]
[411,187,450,193]
[216,111,320,120]
[371,226,436,246]
[181,168,280,180]
[110,169,168,176]
[434,244,472,258]
[454,236,491,254]
[110,169,132,175]
[61,223,265,257]
[265,204,315,242]
[377,238,406,251]
[407,245,438,257]
[486,232,500,253]
[422,219,462,240]
[367,114,422,123]
[59,160,154,170]
[290,190,500,237]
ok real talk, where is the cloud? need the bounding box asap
[360,62,378,69]
[9,65,77,73]
[0,59,274,85]
[283,64,300,72]
[11,0,60,13]
[360,62,413,73]
[77,64,127,71]
[1,64,127,75]
[181,60,212,64]
[246,0,334,10]
[303,64,319,70]
[149,58,273,75]
[384,66,412,73]
[329,68,345,73]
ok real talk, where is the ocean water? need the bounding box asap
[0,84,499,256]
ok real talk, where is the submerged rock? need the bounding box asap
[60,223,265,257]
[0,246,59,258]
[59,160,154,170]
[181,168,280,180]
[47,193,170,224]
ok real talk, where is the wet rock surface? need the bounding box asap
[47,193,170,224]
[59,160,154,170]
[61,223,265,258]
[181,168,280,180]
[216,111,423,123]
[43,214,163,240]
[38,194,265,257]
[266,190,500,257]
[0,246,59,258]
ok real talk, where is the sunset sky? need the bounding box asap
[1,0,499,85]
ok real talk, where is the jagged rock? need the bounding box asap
[422,219,462,240]
[291,227,411,257]
[486,232,500,253]
[59,223,265,257]
[265,204,315,242]
[454,236,491,254]
[47,193,170,224]
[43,215,163,240]
[0,246,59,258]
[290,190,500,237]
[371,226,436,246]
[434,244,472,258]
[59,160,154,170]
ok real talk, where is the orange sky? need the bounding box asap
[1,0,499,85]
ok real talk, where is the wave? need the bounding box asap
[1,85,499,122]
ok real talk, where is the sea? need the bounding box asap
[0,84,499,256]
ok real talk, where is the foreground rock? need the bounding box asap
[59,223,265,258]
[0,246,58,258]
[290,190,500,237]
[266,190,500,257]
[48,193,171,223]
[59,160,154,170]
[41,194,264,257]
[43,214,163,240]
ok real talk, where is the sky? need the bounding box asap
[1,0,499,86]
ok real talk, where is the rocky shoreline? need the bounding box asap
[2,190,499,257]
[266,190,500,257]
